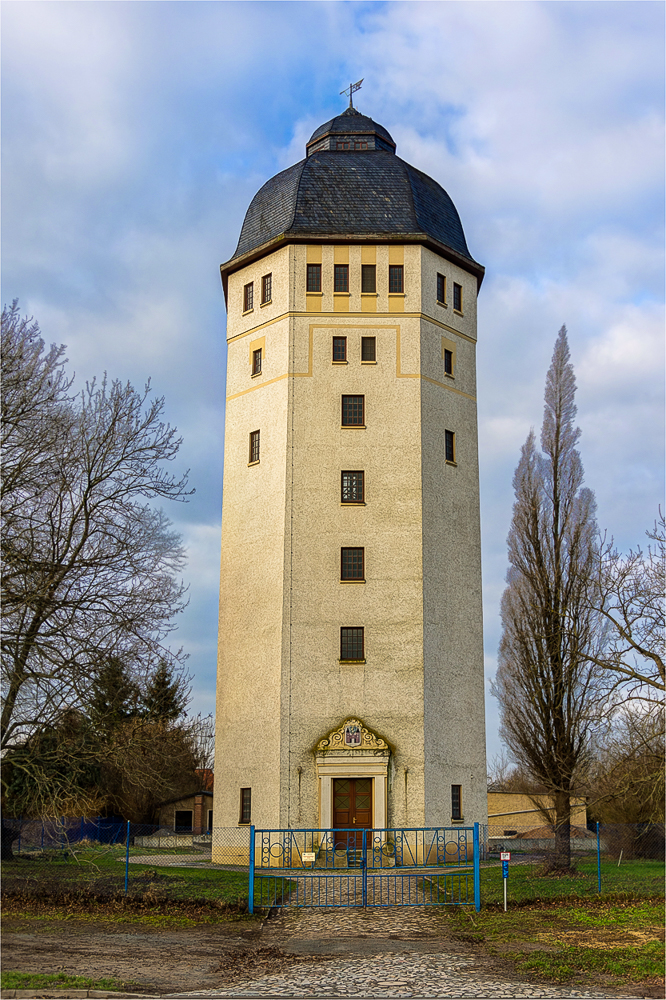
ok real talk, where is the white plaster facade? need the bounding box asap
[213,236,488,840]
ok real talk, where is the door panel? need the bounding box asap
[333,778,372,848]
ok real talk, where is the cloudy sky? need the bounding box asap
[2,0,664,765]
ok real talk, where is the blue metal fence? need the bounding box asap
[249,824,480,913]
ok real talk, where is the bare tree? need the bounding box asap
[1,303,193,754]
[492,327,604,870]
[587,514,665,702]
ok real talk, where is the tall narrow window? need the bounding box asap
[444,349,453,376]
[239,788,252,824]
[249,430,260,464]
[261,273,272,304]
[252,348,262,376]
[332,337,347,362]
[437,273,446,304]
[361,337,376,362]
[341,471,364,504]
[341,547,364,581]
[388,265,404,293]
[334,264,349,292]
[243,282,254,312]
[307,263,321,292]
[361,264,376,293]
[445,429,455,464]
[342,395,364,426]
[453,282,462,313]
[451,785,462,821]
[340,627,364,661]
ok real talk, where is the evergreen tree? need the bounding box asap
[89,658,140,730]
[142,660,188,721]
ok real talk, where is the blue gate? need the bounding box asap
[249,824,480,912]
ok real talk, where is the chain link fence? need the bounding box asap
[480,822,664,904]
[2,818,252,910]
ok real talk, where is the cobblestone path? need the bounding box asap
[166,951,643,998]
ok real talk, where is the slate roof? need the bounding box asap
[307,107,395,148]
[222,111,483,287]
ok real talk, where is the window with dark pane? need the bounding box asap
[445,429,455,464]
[243,282,254,312]
[444,349,453,376]
[341,471,364,504]
[334,264,349,293]
[307,263,322,292]
[361,264,376,293]
[388,265,404,293]
[340,627,364,661]
[249,430,260,464]
[451,784,462,820]
[437,273,446,304]
[261,273,272,303]
[333,337,347,362]
[361,337,376,362]
[252,348,262,376]
[453,282,462,312]
[342,395,364,426]
[341,547,364,580]
[239,788,251,824]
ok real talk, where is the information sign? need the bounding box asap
[502,859,509,879]
[302,852,316,863]
[500,851,511,861]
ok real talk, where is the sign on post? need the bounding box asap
[501,854,509,912]
[500,851,511,861]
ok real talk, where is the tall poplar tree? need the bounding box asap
[492,327,603,870]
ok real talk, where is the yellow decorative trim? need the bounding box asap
[249,336,265,364]
[226,310,474,344]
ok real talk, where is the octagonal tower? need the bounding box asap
[213,107,487,840]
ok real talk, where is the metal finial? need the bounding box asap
[340,78,363,109]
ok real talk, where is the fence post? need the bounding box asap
[124,820,131,895]
[248,826,255,915]
[41,820,44,850]
[362,828,367,908]
[17,818,22,855]
[473,823,480,912]
[596,821,601,893]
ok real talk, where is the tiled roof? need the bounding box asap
[232,150,474,263]
[307,107,395,147]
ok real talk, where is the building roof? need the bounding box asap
[221,109,484,294]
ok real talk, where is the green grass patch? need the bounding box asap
[1,970,129,991]
[479,857,664,905]
[515,941,665,983]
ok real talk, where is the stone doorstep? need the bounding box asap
[0,991,153,999]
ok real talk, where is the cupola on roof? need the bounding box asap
[221,106,484,293]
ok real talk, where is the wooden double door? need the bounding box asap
[333,778,372,848]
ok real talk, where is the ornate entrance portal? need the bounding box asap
[315,719,390,835]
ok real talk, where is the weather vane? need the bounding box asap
[340,78,363,109]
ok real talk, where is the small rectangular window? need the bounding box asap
[444,349,453,376]
[437,273,446,304]
[342,395,364,426]
[388,265,404,293]
[243,282,254,312]
[451,784,462,821]
[340,627,364,661]
[333,337,347,362]
[252,348,262,376]
[361,337,376,362]
[341,471,364,504]
[334,264,349,293]
[453,282,462,313]
[239,788,251,824]
[249,430,260,464]
[361,264,376,293]
[307,263,321,292]
[445,429,455,464]
[341,547,364,581]
[261,273,272,304]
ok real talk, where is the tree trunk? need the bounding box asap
[553,791,571,870]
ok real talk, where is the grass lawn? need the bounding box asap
[479,857,664,905]
[442,897,665,989]
[1,970,130,991]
